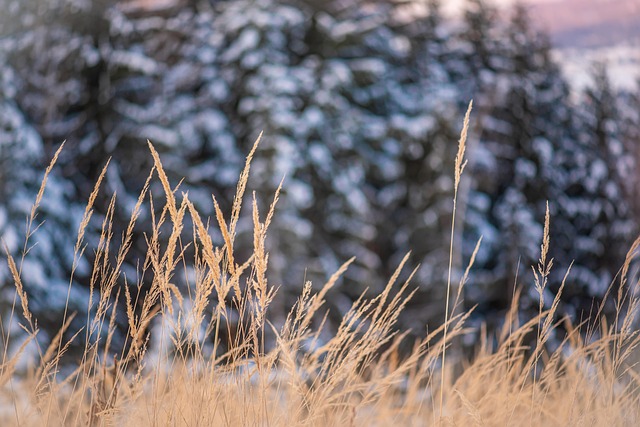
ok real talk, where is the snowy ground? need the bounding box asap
[553,43,640,92]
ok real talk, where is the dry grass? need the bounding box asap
[1,110,640,426]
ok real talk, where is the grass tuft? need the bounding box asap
[1,116,639,426]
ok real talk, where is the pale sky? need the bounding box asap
[441,0,555,16]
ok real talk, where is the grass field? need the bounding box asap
[1,107,639,426]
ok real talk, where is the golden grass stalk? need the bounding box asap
[440,100,473,416]
[1,114,639,427]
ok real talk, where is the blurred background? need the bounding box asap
[0,0,639,353]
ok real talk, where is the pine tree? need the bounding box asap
[0,0,148,346]
[463,5,638,327]
[206,0,467,331]
[462,5,575,319]
[619,80,640,218]
[564,65,637,315]
[0,62,85,337]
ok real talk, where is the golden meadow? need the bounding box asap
[1,105,639,426]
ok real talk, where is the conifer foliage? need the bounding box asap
[0,0,638,347]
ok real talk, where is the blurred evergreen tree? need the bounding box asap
[463,6,637,328]
[0,65,88,336]
[462,4,569,319]
[619,81,640,218]
[564,65,637,316]
[1,0,637,352]
[0,1,103,337]
[207,0,463,331]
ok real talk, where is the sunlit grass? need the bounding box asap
[1,109,639,426]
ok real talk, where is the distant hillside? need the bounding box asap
[528,0,640,48]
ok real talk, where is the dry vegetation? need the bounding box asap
[1,106,640,426]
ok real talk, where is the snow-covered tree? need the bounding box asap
[2,0,637,350]
[0,62,87,338]
[0,0,122,346]
[618,80,640,218]
[462,6,638,326]
[564,65,637,315]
